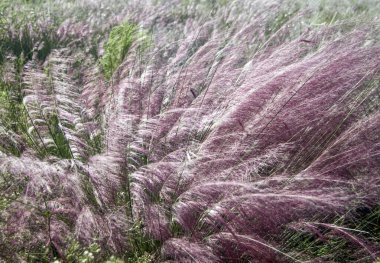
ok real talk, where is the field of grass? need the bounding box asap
[1,0,380,262]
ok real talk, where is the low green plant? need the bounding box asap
[105,256,124,263]
[125,221,158,263]
[127,252,154,263]
[65,240,101,263]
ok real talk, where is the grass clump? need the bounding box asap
[100,22,137,80]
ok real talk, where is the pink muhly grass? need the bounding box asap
[1,0,380,262]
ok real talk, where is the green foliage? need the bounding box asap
[125,221,158,263]
[283,230,357,262]
[264,4,300,40]
[47,115,73,159]
[21,246,51,263]
[354,205,380,243]
[312,0,370,25]
[80,173,100,208]
[100,22,137,80]
[65,240,101,263]
[0,172,26,211]
[105,256,124,263]
[169,220,185,238]
[127,252,154,263]
[0,59,33,156]
[282,206,380,262]
[0,73,25,132]
[86,131,103,156]
[25,239,103,263]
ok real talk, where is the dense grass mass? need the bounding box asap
[1,0,380,262]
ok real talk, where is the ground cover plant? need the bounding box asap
[0,0,380,262]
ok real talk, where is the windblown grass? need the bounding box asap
[1,0,380,262]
